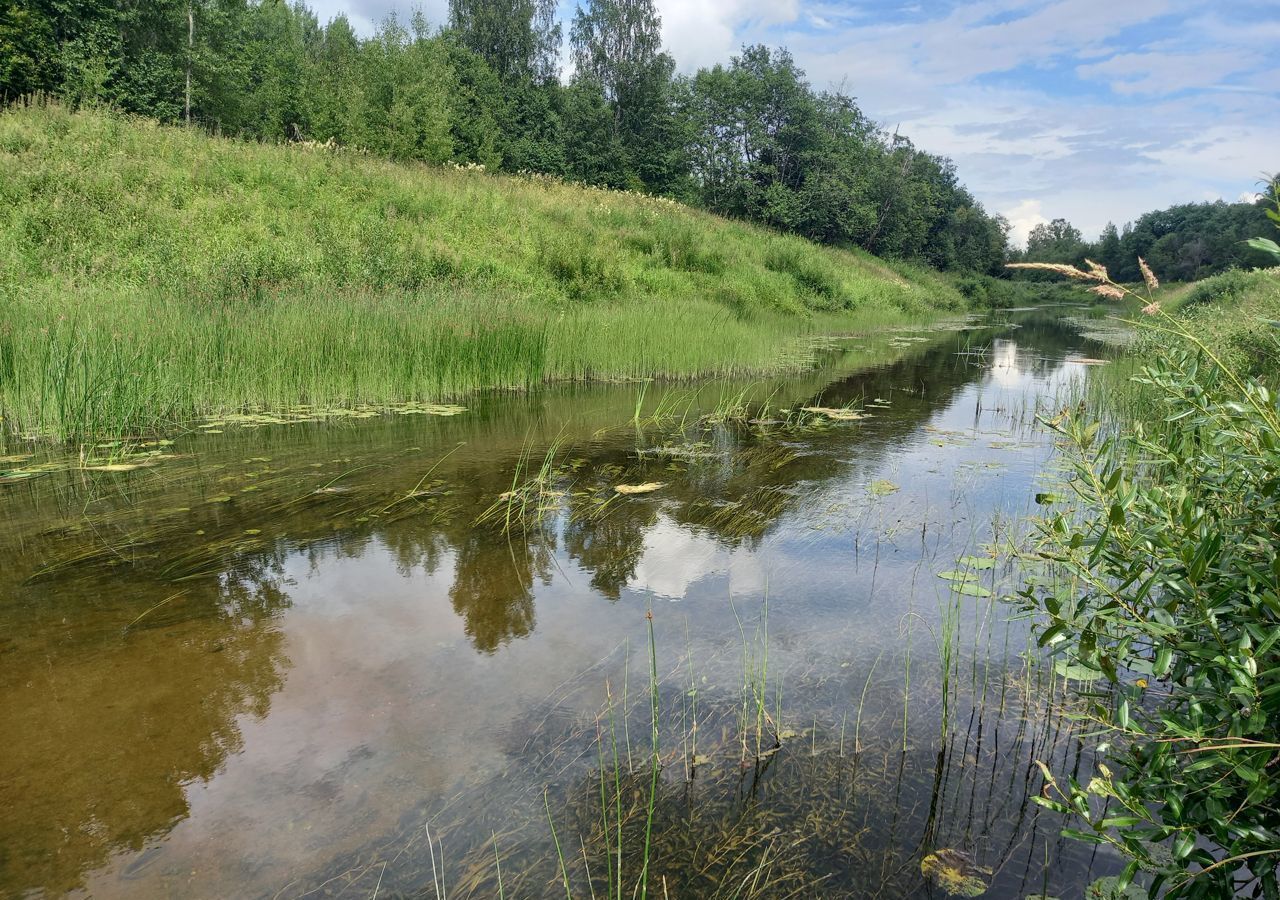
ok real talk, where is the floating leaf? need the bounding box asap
[936,572,993,597]
[957,555,996,570]
[869,479,900,496]
[615,482,666,495]
[206,494,233,504]
[921,849,991,897]
[802,406,866,422]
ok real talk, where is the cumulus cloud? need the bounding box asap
[655,0,801,71]
[1003,199,1050,248]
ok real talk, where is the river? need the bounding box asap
[1,306,1125,898]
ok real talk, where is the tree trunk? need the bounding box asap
[185,2,193,124]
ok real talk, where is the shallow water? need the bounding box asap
[1,308,1126,898]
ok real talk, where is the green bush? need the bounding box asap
[1183,268,1255,307]
[1024,342,1280,899]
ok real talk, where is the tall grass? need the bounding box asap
[0,100,967,442]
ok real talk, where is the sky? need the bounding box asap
[304,0,1280,247]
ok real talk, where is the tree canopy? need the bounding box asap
[1,0,1017,275]
[1011,189,1278,283]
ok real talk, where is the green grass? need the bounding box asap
[0,100,966,442]
[1077,269,1280,422]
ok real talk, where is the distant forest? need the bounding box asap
[1011,196,1278,283]
[1,0,1273,281]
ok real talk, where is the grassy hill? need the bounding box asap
[0,100,965,441]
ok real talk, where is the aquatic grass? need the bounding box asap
[476,436,567,533]
[729,592,778,763]
[640,609,661,899]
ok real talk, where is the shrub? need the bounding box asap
[1012,259,1280,899]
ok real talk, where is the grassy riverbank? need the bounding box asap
[0,101,965,442]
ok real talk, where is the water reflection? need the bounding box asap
[0,308,1123,897]
[0,569,288,895]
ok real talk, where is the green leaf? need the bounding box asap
[1100,816,1145,828]
[1246,237,1280,262]
[1054,659,1105,682]
[1038,623,1068,647]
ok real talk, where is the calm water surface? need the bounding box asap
[1,308,1126,898]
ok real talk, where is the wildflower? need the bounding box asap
[1138,257,1159,291]
[1136,678,1149,689]
[1142,302,1161,315]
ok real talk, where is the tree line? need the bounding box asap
[1013,189,1278,283]
[0,0,1012,275]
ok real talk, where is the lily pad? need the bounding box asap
[921,849,991,897]
[615,482,666,495]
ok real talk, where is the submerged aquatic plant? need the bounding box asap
[920,849,991,897]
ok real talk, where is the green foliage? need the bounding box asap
[1022,288,1280,898]
[1247,178,1280,265]
[0,0,1011,276]
[677,45,1010,275]
[1011,185,1279,284]
[1151,270,1280,381]
[448,0,560,85]
[1183,267,1256,306]
[0,101,964,441]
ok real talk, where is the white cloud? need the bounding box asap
[655,0,801,72]
[1077,48,1261,96]
[1003,199,1050,248]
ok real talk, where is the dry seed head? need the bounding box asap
[1006,262,1093,281]
[1142,301,1161,315]
[1084,258,1109,281]
[1089,283,1126,300]
[1138,257,1160,291]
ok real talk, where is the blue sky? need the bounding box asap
[304,0,1280,246]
